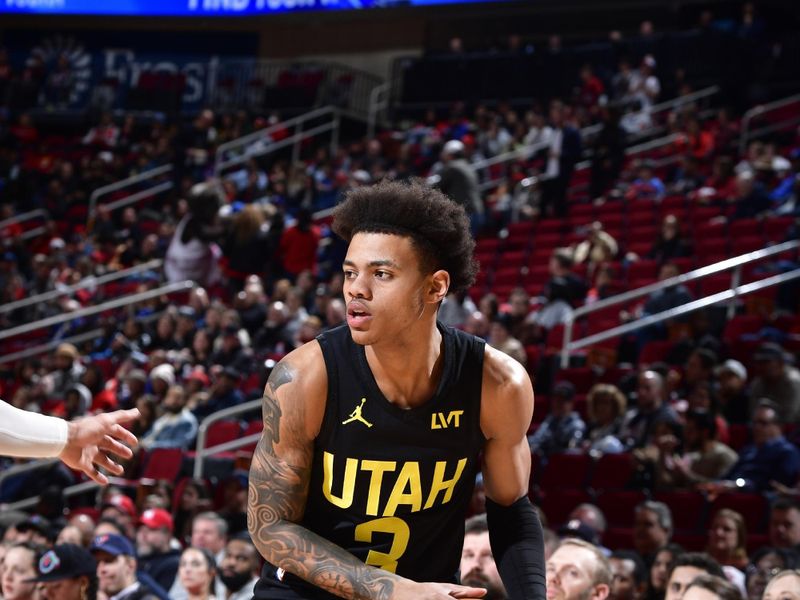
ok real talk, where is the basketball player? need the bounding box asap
[0,400,138,484]
[248,181,544,599]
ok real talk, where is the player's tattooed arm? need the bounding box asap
[247,352,401,600]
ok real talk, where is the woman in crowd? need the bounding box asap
[178,547,218,600]
[648,543,684,600]
[1,542,43,600]
[705,509,749,570]
[746,547,800,600]
[584,383,627,453]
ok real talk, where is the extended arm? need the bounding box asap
[246,345,484,600]
[481,347,545,600]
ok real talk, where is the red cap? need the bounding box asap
[139,508,173,533]
[187,368,210,387]
[103,494,137,520]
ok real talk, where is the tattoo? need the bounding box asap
[247,360,399,600]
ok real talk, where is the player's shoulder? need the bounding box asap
[482,343,532,396]
[273,339,327,392]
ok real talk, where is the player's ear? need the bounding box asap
[428,270,450,303]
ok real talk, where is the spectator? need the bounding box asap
[436,139,484,234]
[768,498,800,550]
[568,503,608,548]
[191,512,228,565]
[585,384,627,454]
[43,343,85,401]
[619,371,680,450]
[193,366,245,421]
[626,161,666,203]
[762,570,800,600]
[439,291,478,329]
[730,170,771,220]
[590,106,627,201]
[29,543,98,600]
[749,343,800,423]
[219,534,260,600]
[705,509,749,570]
[745,547,800,600]
[459,514,507,600]
[634,501,673,565]
[210,324,252,375]
[177,547,217,600]
[667,410,737,488]
[713,399,800,492]
[528,381,586,458]
[90,533,162,600]
[278,208,320,281]
[714,360,750,424]
[546,538,612,600]
[664,553,724,600]
[540,102,582,219]
[628,55,660,110]
[82,113,119,148]
[610,550,648,600]
[1,542,42,600]
[137,508,181,593]
[649,544,684,600]
[573,222,619,275]
[140,385,198,450]
[682,574,741,600]
[101,495,138,541]
[488,314,527,366]
[647,215,692,265]
[173,479,213,544]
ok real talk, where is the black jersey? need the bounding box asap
[254,322,485,599]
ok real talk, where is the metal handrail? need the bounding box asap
[88,164,174,228]
[214,106,341,175]
[559,240,800,367]
[4,476,130,512]
[0,458,60,487]
[0,259,163,315]
[0,280,195,342]
[0,309,165,366]
[193,399,262,479]
[740,93,800,156]
[561,269,800,367]
[0,209,49,232]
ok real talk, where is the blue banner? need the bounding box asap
[0,0,507,16]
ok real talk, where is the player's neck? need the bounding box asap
[366,319,444,409]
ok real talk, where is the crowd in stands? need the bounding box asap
[0,4,799,600]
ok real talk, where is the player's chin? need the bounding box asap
[348,325,378,345]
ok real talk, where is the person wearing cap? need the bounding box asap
[102,494,138,540]
[140,385,198,451]
[528,381,586,458]
[219,534,261,600]
[137,508,181,593]
[435,139,484,234]
[0,400,139,486]
[176,307,199,348]
[714,360,750,424]
[42,343,86,401]
[460,514,507,600]
[749,342,800,424]
[27,543,98,600]
[148,364,176,402]
[91,533,161,600]
[15,515,54,546]
[193,367,244,421]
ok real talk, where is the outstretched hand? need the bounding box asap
[58,409,140,485]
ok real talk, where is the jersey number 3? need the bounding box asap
[354,517,410,573]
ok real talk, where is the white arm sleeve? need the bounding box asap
[0,400,69,458]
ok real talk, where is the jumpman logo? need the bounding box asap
[342,398,373,428]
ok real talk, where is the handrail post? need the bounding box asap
[292,120,304,165]
[728,265,742,320]
[561,318,574,369]
[330,109,341,155]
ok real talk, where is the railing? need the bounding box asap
[0,208,49,241]
[0,310,164,366]
[4,475,128,512]
[214,106,342,176]
[0,259,163,316]
[88,164,174,230]
[367,82,391,140]
[739,93,800,156]
[559,240,800,367]
[0,280,195,343]
[192,399,262,479]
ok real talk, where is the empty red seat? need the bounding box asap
[537,489,592,529]
[204,420,242,449]
[595,489,647,527]
[652,491,708,533]
[591,453,637,491]
[141,448,184,481]
[710,493,770,534]
[539,453,593,490]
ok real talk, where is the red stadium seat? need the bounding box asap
[141,448,184,481]
[204,420,242,449]
[595,490,647,527]
[652,491,708,533]
[709,493,770,534]
[537,489,592,529]
[590,453,636,491]
[539,453,593,490]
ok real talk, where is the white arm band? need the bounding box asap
[0,400,69,458]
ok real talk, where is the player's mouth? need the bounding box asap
[347,301,372,328]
